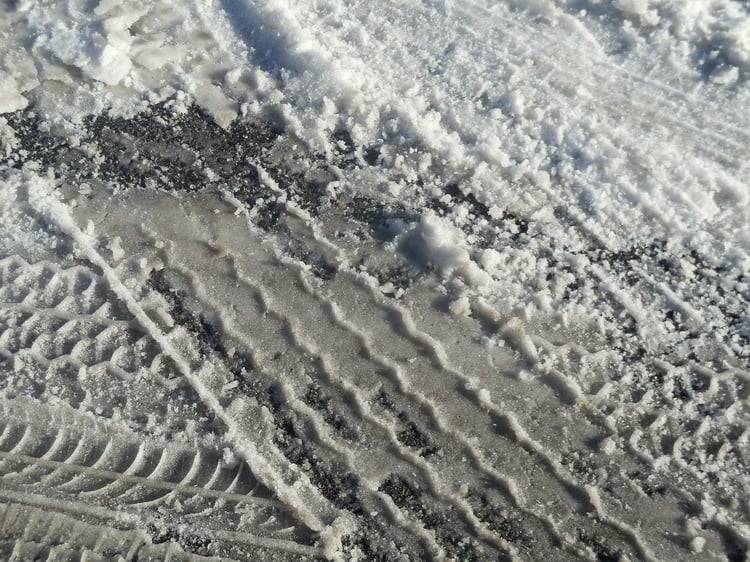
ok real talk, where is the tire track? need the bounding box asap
[25,177,347,545]
[0,492,321,560]
[0,451,280,510]
[0,390,321,558]
[0,397,291,510]
[293,248,662,562]
[258,191,697,560]
[161,270,452,559]
[246,195,707,561]
[499,252,750,557]
[78,184,566,559]
[153,214,504,559]
[302,202,744,560]
[72,146,730,560]
[210,211,586,559]
[151,187,666,560]
[0,177,341,559]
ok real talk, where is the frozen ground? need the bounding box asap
[1,0,749,560]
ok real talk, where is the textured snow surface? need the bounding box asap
[1,0,749,560]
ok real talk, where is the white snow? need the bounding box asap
[0,72,28,113]
[404,213,490,287]
[689,536,706,554]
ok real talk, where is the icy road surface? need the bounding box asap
[1,0,749,560]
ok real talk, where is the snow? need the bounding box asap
[403,212,491,287]
[1,0,749,559]
[0,72,28,114]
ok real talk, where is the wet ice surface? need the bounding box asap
[1,0,749,561]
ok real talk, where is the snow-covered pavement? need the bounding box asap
[1,0,749,560]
